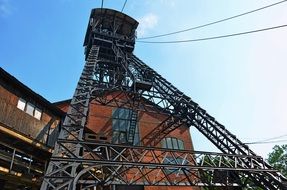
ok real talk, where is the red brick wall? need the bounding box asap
[82,92,194,149]
[56,101,70,113]
[56,92,198,190]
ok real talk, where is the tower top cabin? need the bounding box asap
[84,8,139,58]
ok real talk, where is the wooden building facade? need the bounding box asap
[0,67,65,189]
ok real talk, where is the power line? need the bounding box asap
[136,24,287,44]
[257,134,287,143]
[121,0,128,13]
[101,0,104,9]
[138,0,287,40]
[245,133,287,145]
[246,139,287,145]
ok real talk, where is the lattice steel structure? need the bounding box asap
[41,8,287,190]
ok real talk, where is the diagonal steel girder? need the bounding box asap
[125,54,287,189]
[89,89,185,146]
[89,45,279,180]
[41,36,287,189]
[93,44,286,189]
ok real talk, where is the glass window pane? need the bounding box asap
[125,120,130,131]
[161,138,167,148]
[112,131,120,144]
[118,108,129,119]
[34,108,42,120]
[166,138,172,149]
[112,109,120,118]
[134,132,140,145]
[178,140,184,150]
[112,120,119,130]
[126,109,132,119]
[112,108,139,145]
[118,109,124,118]
[26,103,35,116]
[118,120,127,131]
[17,98,26,110]
[172,138,179,149]
[119,132,127,144]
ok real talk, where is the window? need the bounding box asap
[26,102,35,116]
[161,137,184,150]
[163,157,187,174]
[16,98,42,120]
[17,98,26,111]
[112,108,140,145]
[161,137,186,174]
[34,108,42,120]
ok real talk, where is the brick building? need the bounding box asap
[55,96,197,189]
[0,67,197,190]
[0,8,198,190]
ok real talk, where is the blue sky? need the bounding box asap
[1,0,287,158]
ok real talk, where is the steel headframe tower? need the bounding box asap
[41,8,287,190]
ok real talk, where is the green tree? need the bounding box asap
[267,144,287,177]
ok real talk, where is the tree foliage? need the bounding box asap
[267,144,287,177]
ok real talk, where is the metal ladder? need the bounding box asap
[127,110,138,145]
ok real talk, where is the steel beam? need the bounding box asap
[41,8,287,190]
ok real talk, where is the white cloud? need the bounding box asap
[0,0,12,17]
[137,13,158,37]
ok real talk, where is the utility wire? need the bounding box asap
[136,24,287,44]
[245,133,287,145]
[257,134,287,143]
[246,139,287,145]
[138,0,287,40]
[121,0,128,13]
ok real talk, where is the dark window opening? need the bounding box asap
[112,108,140,145]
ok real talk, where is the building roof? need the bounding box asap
[0,67,65,117]
[53,99,71,106]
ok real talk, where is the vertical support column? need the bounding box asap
[28,155,32,174]
[46,121,52,146]
[41,46,100,190]
[9,148,16,173]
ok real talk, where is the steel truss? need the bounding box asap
[51,141,279,187]
[41,8,287,190]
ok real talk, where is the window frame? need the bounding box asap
[25,102,35,116]
[34,107,42,120]
[17,98,26,111]
[16,98,43,120]
[161,137,184,150]
[112,108,140,145]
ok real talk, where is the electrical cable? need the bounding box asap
[121,0,128,13]
[136,24,287,44]
[246,139,287,145]
[101,0,104,9]
[138,0,287,40]
[256,134,287,143]
[245,133,287,145]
